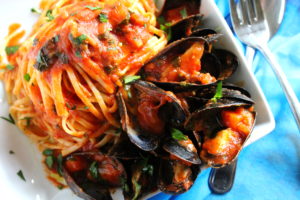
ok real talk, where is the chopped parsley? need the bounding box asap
[142,164,154,176]
[123,75,141,84]
[89,161,99,179]
[24,73,31,82]
[6,64,15,70]
[5,46,20,55]
[85,5,102,10]
[46,10,54,21]
[45,156,54,168]
[180,8,188,18]
[132,180,142,200]
[0,114,15,124]
[83,106,89,110]
[17,170,26,181]
[159,22,172,41]
[171,128,188,141]
[9,150,15,154]
[66,103,76,110]
[43,148,54,156]
[211,81,223,102]
[57,185,64,190]
[57,154,63,176]
[72,34,87,45]
[99,13,108,23]
[31,8,41,14]
[75,50,82,58]
[21,117,32,127]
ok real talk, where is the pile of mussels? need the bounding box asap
[61,0,256,199]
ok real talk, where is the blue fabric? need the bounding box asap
[149,0,300,199]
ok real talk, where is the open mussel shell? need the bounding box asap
[123,156,159,200]
[158,159,199,194]
[117,80,186,152]
[62,151,127,200]
[155,0,201,18]
[163,137,201,165]
[117,92,159,152]
[184,87,256,167]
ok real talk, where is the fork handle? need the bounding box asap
[257,43,300,130]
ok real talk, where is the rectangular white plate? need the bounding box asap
[0,0,275,200]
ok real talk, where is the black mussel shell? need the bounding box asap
[62,151,127,200]
[213,49,238,80]
[117,92,159,152]
[117,80,186,151]
[133,80,187,126]
[158,159,199,194]
[163,137,201,165]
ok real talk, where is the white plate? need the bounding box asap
[0,0,275,200]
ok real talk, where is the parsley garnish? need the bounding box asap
[180,8,188,18]
[17,170,26,181]
[57,154,63,176]
[9,150,15,154]
[99,13,108,22]
[5,46,20,55]
[24,73,31,82]
[66,103,76,110]
[171,128,188,141]
[21,117,32,127]
[160,22,172,41]
[57,185,64,190]
[0,114,15,124]
[72,34,87,45]
[132,180,142,200]
[211,81,223,102]
[46,10,54,21]
[83,106,89,110]
[123,75,141,84]
[6,64,15,70]
[75,50,82,58]
[43,148,54,156]
[89,161,99,179]
[45,156,54,168]
[31,8,41,14]
[142,164,154,176]
[85,5,102,10]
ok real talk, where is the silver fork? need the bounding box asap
[230,0,300,129]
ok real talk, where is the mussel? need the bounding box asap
[158,158,199,194]
[139,37,237,92]
[62,151,126,200]
[155,0,201,23]
[117,80,186,151]
[185,85,256,167]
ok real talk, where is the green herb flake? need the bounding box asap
[9,150,15,154]
[17,170,26,181]
[89,161,99,179]
[124,85,132,98]
[171,128,188,141]
[57,154,63,176]
[46,10,54,21]
[132,180,142,200]
[142,164,154,176]
[211,81,223,102]
[31,8,41,14]
[123,75,141,84]
[57,185,64,190]
[85,5,102,10]
[75,50,82,58]
[5,46,20,55]
[6,64,15,70]
[83,106,89,110]
[43,148,54,156]
[180,8,188,18]
[24,73,31,82]
[21,117,32,127]
[66,103,76,110]
[73,34,87,45]
[0,114,15,124]
[99,13,108,23]
[157,16,166,25]
[45,156,54,168]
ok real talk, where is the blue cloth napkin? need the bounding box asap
[150,0,300,199]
